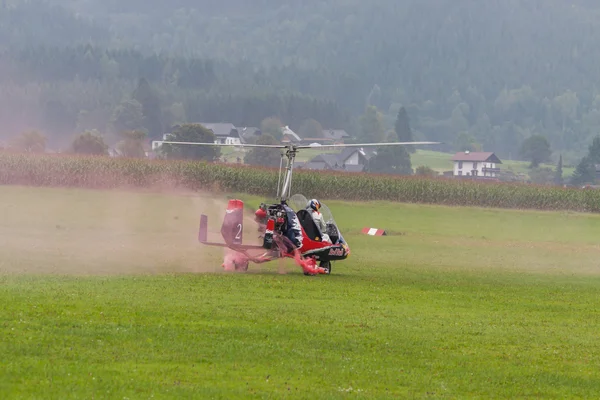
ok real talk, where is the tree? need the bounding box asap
[519,135,552,168]
[415,165,437,177]
[159,123,219,161]
[366,132,412,175]
[554,154,563,185]
[571,156,595,185]
[529,167,554,185]
[10,130,46,153]
[358,105,385,142]
[110,99,146,135]
[454,132,481,152]
[244,134,282,167]
[132,78,163,140]
[571,135,600,185]
[71,130,108,155]
[260,117,283,141]
[394,107,415,153]
[298,118,323,139]
[116,130,147,158]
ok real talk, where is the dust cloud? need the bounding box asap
[0,181,267,276]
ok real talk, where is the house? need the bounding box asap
[337,147,376,167]
[301,153,342,170]
[199,123,241,145]
[237,127,262,144]
[299,129,350,145]
[299,147,377,172]
[281,126,302,143]
[153,123,241,148]
[322,129,350,143]
[451,151,502,177]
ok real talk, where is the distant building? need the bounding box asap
[237,127,262,144]
[199,123,241,145]
[451,151,502,177]
[299,129,350,145]
[322,129,350,143]
[299,147,377,172]
[281,126,302,143]
[153,123,241,151]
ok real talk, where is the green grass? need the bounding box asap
[2,185,600,398]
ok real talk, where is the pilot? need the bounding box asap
[282,203,303,251]
[307,199,331,243]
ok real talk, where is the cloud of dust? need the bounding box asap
[0,177,267,276]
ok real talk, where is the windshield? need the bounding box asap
[288,194,308,212]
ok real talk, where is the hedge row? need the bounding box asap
[0,152,598,213]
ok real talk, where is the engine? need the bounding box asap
[256,203,289,249]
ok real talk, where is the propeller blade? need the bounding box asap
[296,141,442,149]
[160,141,287,149]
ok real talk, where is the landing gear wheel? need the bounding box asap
[319,261,331,275]
[234,260,249,272]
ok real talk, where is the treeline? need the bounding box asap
[6,0,600,164]
[0,46,350,148]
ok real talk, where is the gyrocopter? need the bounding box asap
[161,138,440,276]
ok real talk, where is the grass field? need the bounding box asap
[2,185,600,398]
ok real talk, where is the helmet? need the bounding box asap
[307,199,321,211]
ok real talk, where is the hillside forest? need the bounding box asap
[3,0,600,184]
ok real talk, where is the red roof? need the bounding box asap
[451,151,502,163]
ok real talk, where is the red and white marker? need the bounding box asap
[361,227,387,236]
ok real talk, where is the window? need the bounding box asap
[473,162,478,169]
[458,161,463,169]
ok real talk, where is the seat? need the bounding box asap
[296,209,322,241]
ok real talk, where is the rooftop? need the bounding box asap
[451,151,502,163]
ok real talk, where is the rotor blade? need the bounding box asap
[160,141,287,149]
[296,141,442,149]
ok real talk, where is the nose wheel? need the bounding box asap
[303,260,331,276]
[320,261,331,274]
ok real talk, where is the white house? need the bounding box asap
[451,151,502,178]
[200,123,241,145]
[152,123,242,151]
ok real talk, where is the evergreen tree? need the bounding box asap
[554,154,563,185]
[394,107,415,153]
[571,136,600,185]
[359,105,385,143]
[132,78,163,140]
[366,131,412,175]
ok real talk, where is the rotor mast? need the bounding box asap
[278,145,297,203]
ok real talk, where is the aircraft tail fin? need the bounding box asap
[221,199,244,245]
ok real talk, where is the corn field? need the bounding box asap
[1,152,599,213]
